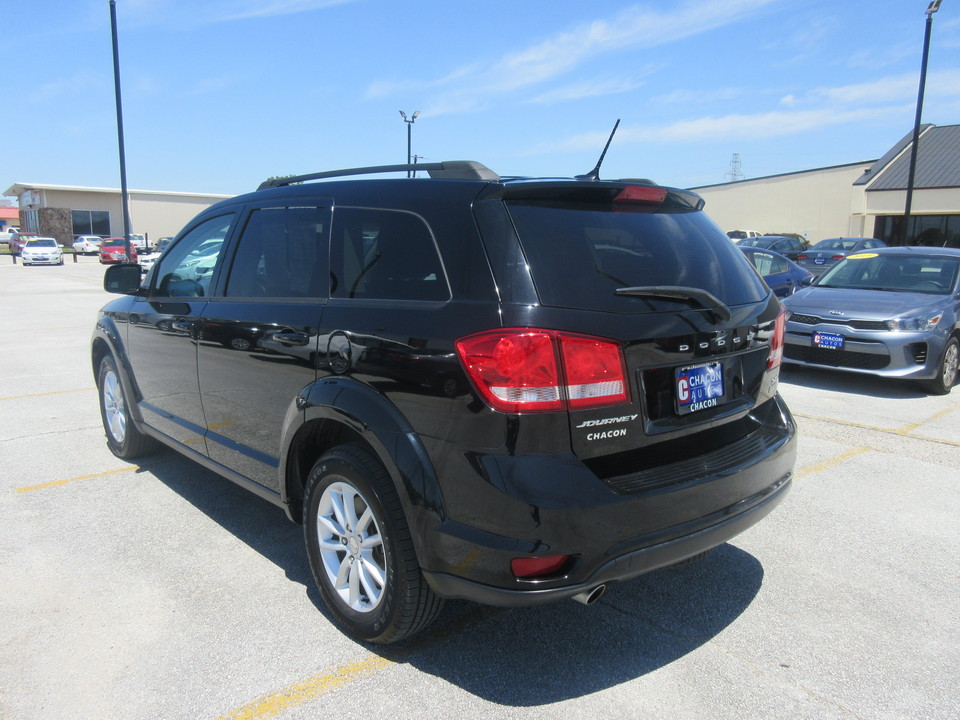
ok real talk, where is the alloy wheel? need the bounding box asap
[315,480,386,613]
[101,369,126,443]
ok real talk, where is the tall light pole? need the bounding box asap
[903,0,942,245]
[109,0,132,258]
[399,110,420,178]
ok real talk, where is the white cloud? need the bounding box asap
[528,76,651,105]
[809,69,960,106]
[533,104,912,153]
[655,88,745,105]
[367,0,779,116]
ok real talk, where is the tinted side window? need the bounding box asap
[153,215,234,298]
[225,207,328,298]
[330,208,449,301]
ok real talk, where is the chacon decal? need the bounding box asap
[576,414,639,441]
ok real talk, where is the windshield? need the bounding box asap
[818,254,959,294]
[506,202,768,313]
[27,239,57,248]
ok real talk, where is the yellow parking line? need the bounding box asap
[899,405,958,433]
[0,387,95,402]
[794,412,960,448]
[212,654,393,720]
[15,465,139,493]
[796,447,870,479]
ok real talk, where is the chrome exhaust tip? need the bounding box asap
[571,585,606,605]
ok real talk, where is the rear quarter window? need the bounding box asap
[506,202,768,313]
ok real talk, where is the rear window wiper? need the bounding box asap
[615,285,732,322]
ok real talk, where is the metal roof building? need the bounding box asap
[693,123,960,247]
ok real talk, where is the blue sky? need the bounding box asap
[4,0,959,198]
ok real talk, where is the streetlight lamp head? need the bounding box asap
[412,111,421,120]
[399,110,407,120]
[926,0,942,14]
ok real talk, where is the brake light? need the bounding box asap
[767,310,786,370]
[831,254,845,261]
[797,254,808,262]
[456,329,629,413]
[613,185,667,206]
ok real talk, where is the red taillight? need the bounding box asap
[456,329,629,413]
[613,185,667,206]
[511,555,570,578]
[559,334,629,409]
[797,253,808,262]
[831,254,845,261]
[767,310,786,370]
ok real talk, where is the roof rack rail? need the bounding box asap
[257,160,499,190]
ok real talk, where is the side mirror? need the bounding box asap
[104,263,143,294]
[801,275,816,287]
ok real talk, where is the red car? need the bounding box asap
[9,232,38,256]
[99,237,139,264]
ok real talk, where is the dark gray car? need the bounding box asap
[783,246,960,394]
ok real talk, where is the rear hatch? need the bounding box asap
[471,181,785,483]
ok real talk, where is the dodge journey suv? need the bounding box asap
[93,160,796,643]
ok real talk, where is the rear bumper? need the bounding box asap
[420,394,797,606]
[424,471,790,606]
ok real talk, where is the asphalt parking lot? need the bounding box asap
[2,256,958,720]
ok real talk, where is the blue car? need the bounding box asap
[740,246,814,298]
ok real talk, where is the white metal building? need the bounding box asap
[2,182,232,245]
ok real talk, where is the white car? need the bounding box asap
[21,237,64,266]
[73,235,103,254]
[138,237,172,274]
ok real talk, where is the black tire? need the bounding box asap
[920,337,959,396]
[303,443,443,644]
[97,355,158,458]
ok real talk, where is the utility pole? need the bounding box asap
[109,0,132,259]
[903,0,942,245]
[399,111,420,178]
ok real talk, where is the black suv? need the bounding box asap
[93,160,796,644]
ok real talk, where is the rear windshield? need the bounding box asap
[506,202,769,313]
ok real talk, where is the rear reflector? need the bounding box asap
[456,329,629,413]
[511,555,570,578]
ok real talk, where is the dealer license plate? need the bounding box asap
[813,331,844,350]
[676,362,725,415]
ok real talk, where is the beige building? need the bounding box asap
[2,182,232,246]
[693,124,960,248]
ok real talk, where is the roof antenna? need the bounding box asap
[576,119,620,182]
